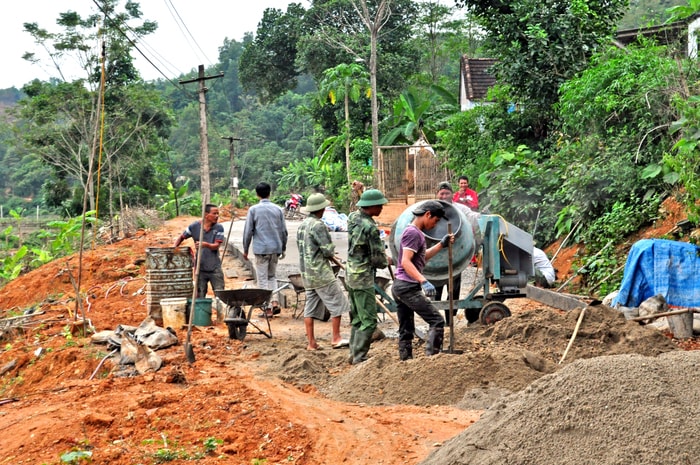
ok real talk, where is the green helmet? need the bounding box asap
[302,193,331,213]
[356,189,388,207]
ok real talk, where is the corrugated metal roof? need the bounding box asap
[615,13,700,52]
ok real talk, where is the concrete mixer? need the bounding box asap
[382,200,534,324]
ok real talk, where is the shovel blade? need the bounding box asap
[184,342,195,363]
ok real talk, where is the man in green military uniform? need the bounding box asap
[297,193,350,350]
[346,189,392,364]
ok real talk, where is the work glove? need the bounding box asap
[440,235,452,248]
[421,281,436,297]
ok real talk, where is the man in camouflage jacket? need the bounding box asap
[297,193,349,350]
[346,189,391,364]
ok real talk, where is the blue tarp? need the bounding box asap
[612,239,700,308]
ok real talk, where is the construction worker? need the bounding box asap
[346,189,391,364]
[297,193,350,350]
[392,201,453,360]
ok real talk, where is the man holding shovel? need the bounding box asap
[392,201,453,360]
[297,193,350,350]
[174,203,225,298]
[346,189,392,364]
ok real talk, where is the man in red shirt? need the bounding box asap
[452,175,478,210]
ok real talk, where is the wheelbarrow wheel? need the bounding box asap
[225,306,248,341]
[465,308,481,324]
[227,318,248,340]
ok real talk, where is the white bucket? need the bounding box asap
[160,297,188,330]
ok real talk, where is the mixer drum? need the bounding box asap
[389,200,476,281]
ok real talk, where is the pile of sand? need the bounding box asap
[420,350,700,465]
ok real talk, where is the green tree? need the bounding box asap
[215,38,246,113]
[17,0,171,216]
[455,0,627,138]
[381,84,458,146]
[318,63,371,183]
[413,1,483,86]
[239,4,306,103]
[350,0,399,171]
[663,1,700,222]
[240,0,421,169]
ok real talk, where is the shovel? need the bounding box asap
[443,223,462,355]
[184,207,208,364]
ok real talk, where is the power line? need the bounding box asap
[164,0,214,67]
[89,0,195,98]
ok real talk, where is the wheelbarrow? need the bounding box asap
[286,274,306,319]
[214,288,273,341]
[284,265,342,319]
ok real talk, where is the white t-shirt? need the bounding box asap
[532,247,555,285]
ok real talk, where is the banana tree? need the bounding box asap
[318,63,371,184]
[381,85,458,146]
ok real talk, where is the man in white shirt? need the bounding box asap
[532,247,556,288]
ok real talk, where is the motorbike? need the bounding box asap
[284,194,304,219]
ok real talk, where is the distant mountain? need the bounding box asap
[0,87,23,117]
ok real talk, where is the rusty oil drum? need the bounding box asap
[146,247,193,323]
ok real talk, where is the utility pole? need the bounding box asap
[222,136,242,205]
[180,65,224,204]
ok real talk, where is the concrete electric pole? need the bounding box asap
[222,136,242,205]
[179,65,223,204]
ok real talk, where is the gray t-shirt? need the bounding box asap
[182,221,224,272]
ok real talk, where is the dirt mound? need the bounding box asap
[420,350,700,465]
[0,216,475,464]
[254,304,678,408]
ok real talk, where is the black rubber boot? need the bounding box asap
[425,327,444,356]
[398,340,413,361]
[352,328,373,364]
[348,326,357,364]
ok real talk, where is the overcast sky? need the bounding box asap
[0,0,302,89]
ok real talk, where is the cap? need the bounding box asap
[302,193,331,213]
[412,200,446,218]
[437,181,453,192]
[356,189,388,207]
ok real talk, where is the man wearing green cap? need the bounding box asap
[346,189,392,364]
[297,193,350,350]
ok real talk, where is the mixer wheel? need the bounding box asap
[479,302,511,325]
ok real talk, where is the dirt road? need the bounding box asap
[0,199,694,464]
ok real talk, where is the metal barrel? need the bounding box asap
[146,247,193,322]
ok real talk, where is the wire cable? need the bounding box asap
[164,0,214,67]
[89,0,195,99]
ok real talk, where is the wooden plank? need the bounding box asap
[526,284,586,312]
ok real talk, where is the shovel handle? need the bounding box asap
[330,255,345,269]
